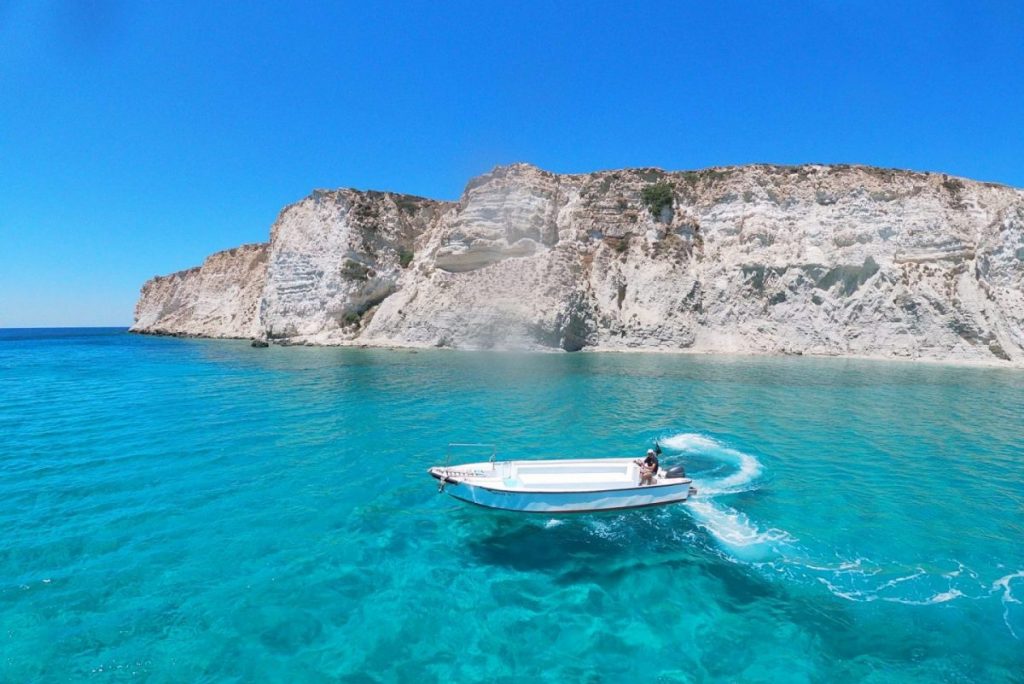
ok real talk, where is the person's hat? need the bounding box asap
[647,449,655,456]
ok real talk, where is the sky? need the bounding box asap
[2,1,1023,327]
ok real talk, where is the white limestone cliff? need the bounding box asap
[259,189,445,343]
[132,243,268,339]
[132,163,1024,366]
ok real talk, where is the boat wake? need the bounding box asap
[655,431,1024,638]
[660,433,762,495]
[993,571,1024,640]
[660,432,788,561]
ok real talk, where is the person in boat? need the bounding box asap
[637,448,659,486]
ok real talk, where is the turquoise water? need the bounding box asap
[2,328,1023,683]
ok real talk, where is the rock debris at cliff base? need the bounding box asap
[131,163,1024,367]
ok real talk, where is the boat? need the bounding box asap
[428,444,696,513]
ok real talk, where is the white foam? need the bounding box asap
[585,518,619,540]
[992,571,1024,640]
[815,576,878,602]
[807,565,978,606]
[882,588,964,605]
[686,499,793,561]
[929,589,965,603]
[876,569,926,591]
[661,433,721,452]
[661,432,762,494]
[661,430,1015,635]
[803,558,874,575]
[992,570,1024,600]
[660,432,774,560]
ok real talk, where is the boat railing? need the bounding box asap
[445,442,498,469]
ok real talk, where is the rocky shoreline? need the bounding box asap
[132,163,1024,367]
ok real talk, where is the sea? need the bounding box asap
[1,328,1022,683]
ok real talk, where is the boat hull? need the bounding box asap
[441,480,693,513]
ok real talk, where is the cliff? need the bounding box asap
[131,163,1024,366]
[132,243,268,339]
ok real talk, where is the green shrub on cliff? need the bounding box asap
[641,182,674,218]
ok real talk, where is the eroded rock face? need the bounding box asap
[132,163,1024,366]
[259,189,446,343]
[131,243,268,339]
[433,165,561,272]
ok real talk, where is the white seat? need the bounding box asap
[517,472,631,485]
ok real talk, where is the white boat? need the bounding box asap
[429,445,696,514]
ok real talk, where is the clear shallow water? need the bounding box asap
[2,328,1023,683]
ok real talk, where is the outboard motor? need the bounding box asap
[663,464,686,479]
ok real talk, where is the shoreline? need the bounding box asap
[126,328,1024,371]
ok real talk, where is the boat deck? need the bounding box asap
[432,458,690,493]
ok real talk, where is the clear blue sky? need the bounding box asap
[2,1,1022,326]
